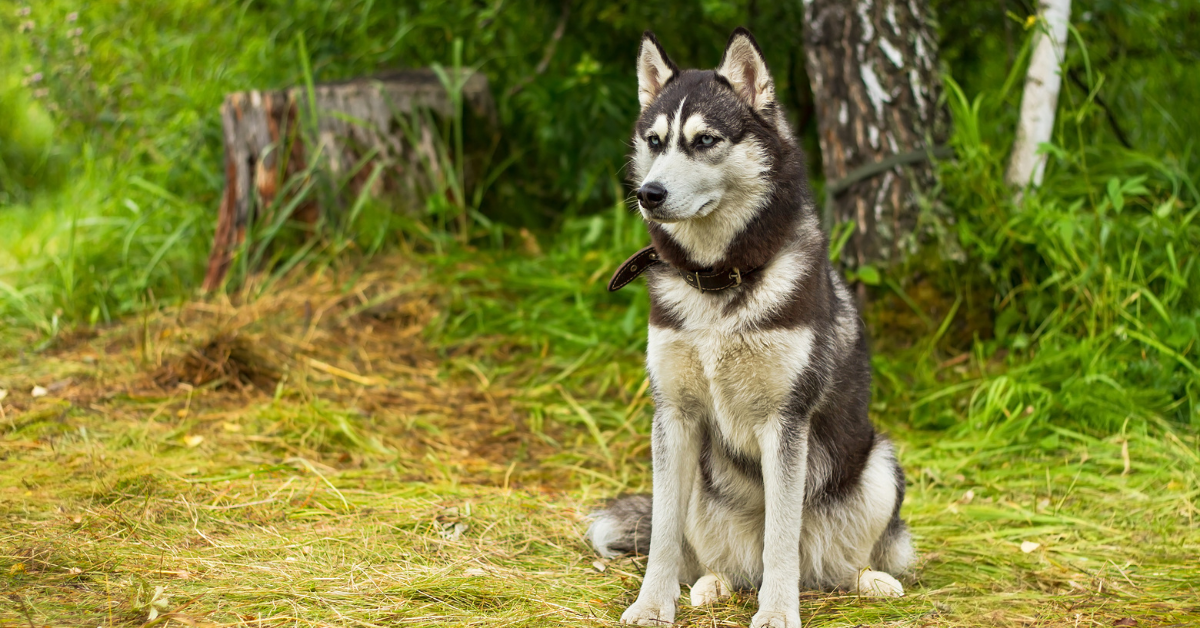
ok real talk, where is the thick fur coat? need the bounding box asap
[587,29,913,628]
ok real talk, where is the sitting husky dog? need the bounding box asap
[587,29,913,627]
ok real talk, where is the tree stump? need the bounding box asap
[202,69,494,291]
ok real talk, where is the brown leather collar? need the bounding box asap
[607,245,756,293]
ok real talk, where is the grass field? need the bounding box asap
[3,0,1200,626]
[3,253,1198,627]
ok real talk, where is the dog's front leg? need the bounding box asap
[751,420,808,628]
[621,407,698,626]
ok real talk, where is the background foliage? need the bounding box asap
[1,0,1198,438]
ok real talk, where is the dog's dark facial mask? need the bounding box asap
[631,29,786,269]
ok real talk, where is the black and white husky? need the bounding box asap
[587,29,913,627]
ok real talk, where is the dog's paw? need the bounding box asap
[620,599,676,625]
[689,574,730,606]
[855,569,904,597]
[750,608,801,628]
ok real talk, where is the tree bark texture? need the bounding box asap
[202,70,493,291]
[803,0,948,269]
[1006,0,1071,189]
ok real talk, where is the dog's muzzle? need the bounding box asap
[637,182,667,210]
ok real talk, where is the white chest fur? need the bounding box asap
[646,245,818,453]
[648,324,814,454]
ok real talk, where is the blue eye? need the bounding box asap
[648,135,661,147]
[699,134,715,146]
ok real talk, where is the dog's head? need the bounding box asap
[631,28,791,267]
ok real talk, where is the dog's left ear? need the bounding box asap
[717,28,774,111]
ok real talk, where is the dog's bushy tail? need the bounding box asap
[587,494,652,558]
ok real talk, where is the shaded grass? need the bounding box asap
[5,411,1199,626]
[2,255,1198,627]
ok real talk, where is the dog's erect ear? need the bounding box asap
[717,28,774,111]
[637,31,677,110]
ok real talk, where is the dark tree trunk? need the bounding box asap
[803,0,948,270]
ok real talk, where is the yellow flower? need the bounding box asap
[1024,15,1038,29]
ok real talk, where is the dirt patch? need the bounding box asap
[1,256,567,487]
[154,332,281,391]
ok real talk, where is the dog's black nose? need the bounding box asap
[637,182,667,210]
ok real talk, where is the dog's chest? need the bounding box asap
[647,306,814,452]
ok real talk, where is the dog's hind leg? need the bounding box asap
[858,510,911,597]
[846,511,910,598]
[854,568,905,597]
[854,445,911,597]
[866,454,914,589]
[689,571,731,606]
[868,511,914,577]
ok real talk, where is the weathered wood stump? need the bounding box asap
[203,69,493,291]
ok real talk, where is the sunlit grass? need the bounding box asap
[1,255,1197,626]
[1,0,1198,624]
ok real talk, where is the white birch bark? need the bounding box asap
[1006,0,1072,188]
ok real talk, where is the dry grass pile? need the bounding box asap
[0,255,1198,627]
[153,332,281,392]
[0,257,586,488]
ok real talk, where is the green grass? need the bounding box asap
[6,0,1198,436]
[2,0,1199,624]
[1,256,1198,626]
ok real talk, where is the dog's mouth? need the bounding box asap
[642,199,715,224]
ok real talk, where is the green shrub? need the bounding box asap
[0,0,1197,438]
[0,76,64,204]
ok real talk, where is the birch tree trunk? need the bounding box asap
[1006,0,1072,188]
[803,0,948,270]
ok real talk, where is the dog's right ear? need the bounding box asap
[637,31,677,110]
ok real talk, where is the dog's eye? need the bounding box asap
[648,135,661,147]
[699,134,716,146]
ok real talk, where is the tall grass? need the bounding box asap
[1,0,1197,442]
[890,36,1200,437]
